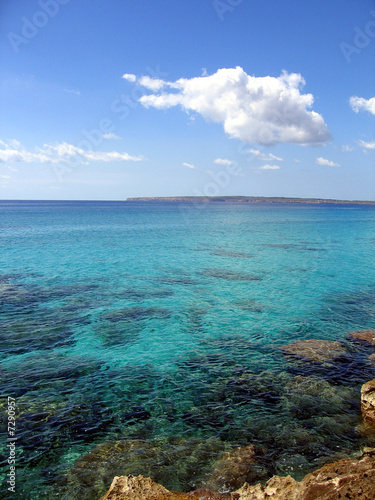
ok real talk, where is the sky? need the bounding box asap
[0,0,374,201]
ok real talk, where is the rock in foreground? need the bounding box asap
[99,475,194,499]
[100,452,375,499]
[361,379,375,425]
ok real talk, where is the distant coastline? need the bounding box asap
[126,196,375,205]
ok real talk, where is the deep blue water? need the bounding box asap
[1,200,375,498]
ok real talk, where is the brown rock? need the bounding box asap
[233,454,375,499]
[301,455,375,499]
[204,445,267,493]
[370,353,375,364]
[361,379,375,425]
[279,339,348,363]
[189,488,233,499]
[348,329,375,345]
[234,475,300,499]
[99,475,196,500]
[100,454,375,500]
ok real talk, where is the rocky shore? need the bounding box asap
[97,331,375,500]
[100,448,375,499]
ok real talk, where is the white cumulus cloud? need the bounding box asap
[315,157,340,167]
[358,140,375,150]
[0,139,143,164]
[132,67,331,146]
[349,96,375,115]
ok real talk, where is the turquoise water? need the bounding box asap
[1,200,375,498]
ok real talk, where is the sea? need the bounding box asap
[0,200,375,499]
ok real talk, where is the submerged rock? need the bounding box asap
[361,379,375,425]
[204,445,268,492]
[279,339,348,363]
[349,329,375,346]
[65,437,228,499]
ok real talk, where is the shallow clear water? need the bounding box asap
[0,200,375,498]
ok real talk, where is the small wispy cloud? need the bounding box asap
[214,158,233,166]
[0,139,143,164]
[248,149,284,162]
[315,157,340,167]
[0,174,10,179]
[341,145,354,152]
[294,158,301,163]
[6,165,18,172]
[102,133,121,140]
[358,139,375,150]
[63,89,81,96]
[122,73,137,82]
[183,162,196,169]
[259,164,280,170]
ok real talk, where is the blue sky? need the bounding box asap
[0,0,374,200]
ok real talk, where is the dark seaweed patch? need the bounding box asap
[0,281,99,314]
[209,249,255,259]
[200,268,262,281]
[0,311,75,356]
[234,299,265,312]
[319,290,375,330]
[120,288,174,301]
[263,244,296,249]
[102,306,172,323]
[156,276,196,285]
[96,320,143,347]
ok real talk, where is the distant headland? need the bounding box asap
[126,196,375,205]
